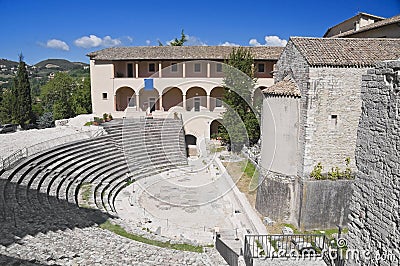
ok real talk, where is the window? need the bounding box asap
[216,63,222,73]
[330,114,338,128]
[171,62,178,72]
[148,63,155,72]
[194,97,201,111]
[127,63,133,77]
[216,97,222,107]
[258,63,265,73]
[102,92,108,100]
[194,63,201,72]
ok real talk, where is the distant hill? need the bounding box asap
[0,59,18,68]
[34,59,88,71]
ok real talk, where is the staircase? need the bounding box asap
[101,117,187,211]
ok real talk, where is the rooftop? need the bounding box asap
[263,76,301,97]
[323,12,386,37]
[87,46,284,61]
[290,37,400,67]
[331,14,400,38]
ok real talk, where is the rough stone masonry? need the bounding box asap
[347,60,400,265]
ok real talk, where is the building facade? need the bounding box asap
[257,37,400,229]
[87,46,282,140]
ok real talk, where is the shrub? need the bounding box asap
[310,162,324,180]
[103,113,108,120]
[37,112,54,129]
[327,166,341,180]
[343,157,352,179]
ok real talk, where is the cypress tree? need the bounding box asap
[12,54,34,127]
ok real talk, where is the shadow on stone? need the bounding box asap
[0,179,110,246]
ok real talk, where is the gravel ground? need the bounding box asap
[0,125,98,160]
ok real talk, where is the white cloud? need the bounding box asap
[145,40,151,46]
[74,35,121,48]
[219,41,240,47]
[46,39,69,51]
[185,35,207,46]
[264,36,287,46]
[249,36,287,47]
[249,39,261,46]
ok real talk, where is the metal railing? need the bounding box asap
[243,234,329,265]
[0,128,106,171]
[215,236,239,266]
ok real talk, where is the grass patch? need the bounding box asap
[100,220,204,253]
[80,183,92,203]
[223,158,259,207]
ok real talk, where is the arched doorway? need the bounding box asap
[139,88,159,112]
[210,119,223,139]
[162,87,183,111]
[185,134,197,157]
[186,87,206,112]
[116,87,135,111]
[210,87,225,111]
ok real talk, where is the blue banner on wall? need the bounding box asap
[144,78,154,90]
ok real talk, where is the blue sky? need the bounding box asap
[1,0,399,65]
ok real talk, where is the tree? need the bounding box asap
[219,47,260,152]
[158,30,187,46]
[40,72,75,120]
[11,54,35,127]
[71,77,92,114]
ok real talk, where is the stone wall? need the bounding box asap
[256,175,353,230]
[347,60,400,265]
[304,67,367,175]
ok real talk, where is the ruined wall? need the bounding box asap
[347,61,400,265]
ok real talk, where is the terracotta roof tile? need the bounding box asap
[290,37,400,67]
[87,46,284,61]
[263,77,301,97]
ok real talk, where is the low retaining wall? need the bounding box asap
[256,174,354,230]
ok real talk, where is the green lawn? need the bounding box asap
[100,220,204,253]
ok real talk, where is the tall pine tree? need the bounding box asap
[219,47,260,151]
[12,54,34,127]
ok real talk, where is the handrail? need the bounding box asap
[0,127,106,171]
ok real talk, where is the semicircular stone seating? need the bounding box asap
[1,117,187,216]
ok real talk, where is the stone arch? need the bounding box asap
[210,87,225,111]
[139,88,159,112]
[115,86,135,111]
[186,86,207,112]
[162,87,183,111]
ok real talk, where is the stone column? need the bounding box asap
[158,62,162,78]
[182,63,186,78]
[136,93,140,111]
[207,62,210,78]
[135,63,139,78]
[182,94,187,111]
[207,94,210,111]
[159,93,163,111]
[114,95,117,111]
